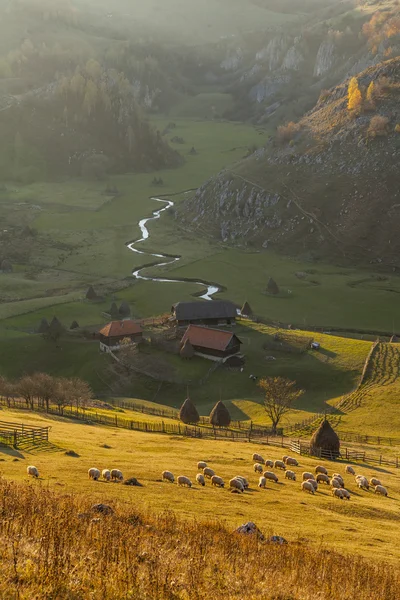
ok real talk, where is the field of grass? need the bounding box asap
[1,408,400,566]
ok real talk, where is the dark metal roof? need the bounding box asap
[172,301,237,321]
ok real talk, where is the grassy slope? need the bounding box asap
[1,408,400,564]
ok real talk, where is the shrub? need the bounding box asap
[395,124,400,133]
[347,77,363,112]
[368,115,389,137]
[276,121,300,144]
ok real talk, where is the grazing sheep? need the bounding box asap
[345,465,355,475]
[203,467,215,479]
[282,456,289,463]
[341,488,351,500]
[370,477,381,487]
[307,478,318,491]
[374,485,388,497]
[27,465,39,478]
[301,480,315,495]
[332,488,344,499]
[254,463,264,473]
[263,471,278,483]
[330,477,342,489]
[235,476,249,489]
[274,460,286,470]
[258,476,267,489]
[285,470,296,481]
[177,476,192,487]
[315,465,328,475]
[356,476,369,490]
[197,461,207,470]
[88,468,100,481]
[316,473,330,485]
[111,469,123,482]
[102,469,111,482]
[332,473,344,486]
[265,459,274,468]
[162,470,174,483]
[252,453,264,463]
[285,457,299,467]
[196,473,205,486]
[230,478,244,493]
[302,472,315,482]
[211,475,225,488]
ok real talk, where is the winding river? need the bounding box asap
[127,197,221,301]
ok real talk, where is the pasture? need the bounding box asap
[1,408,400,565]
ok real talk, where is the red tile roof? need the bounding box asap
[99,320,142,338]
[181,325,241,352]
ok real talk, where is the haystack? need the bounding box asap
[390,335,399,343]
[37,318,49,334]
[179,397,200,424]
[119,301,131,318]
[180,339,195,359]
[241,301,253,317]
[70,321,80,330]
[86,285,97,300]
[310,418,340,459]
[209,401,231,427]
[49,316,64,334]
[267,277,279,295]
[110,302,119,319]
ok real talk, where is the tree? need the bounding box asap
[347,77,362,112]
[0,376,15,407]
[366,81,376,109]
[81,154,111,180]
[258,377,304,434]
[32,373,56,412]
[17,375,36,410]
[368,115,389,137]
[66,377,92,412]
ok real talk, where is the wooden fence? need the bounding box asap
[0,420,50,448]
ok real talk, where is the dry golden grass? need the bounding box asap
[0,478,399,600]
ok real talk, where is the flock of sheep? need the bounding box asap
[158,452,389,499]
[26,454,389,500]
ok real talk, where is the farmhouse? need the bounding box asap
[99,320,143,353]
[172,300,237,328]
[181,325,242,361]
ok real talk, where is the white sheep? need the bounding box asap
[254,463,264,473]
[177,476,192,487]
[88,468,100,481]
[27,465,39,478]
[374,484,388,496]
[235,476,249,489]
[211,475,224,488]
[252,453,264,463]
[285,457,299,467]
[315,465,328,475]
[370,477,381,487]
[196,473,205,486]
[197,461,207,470]
[285,470,296,481]
[274,460,286,470]
[258,476,267,488]
[345,465,355,475]
[332,473,344,486]
[307,478,318,491]
[302,472,315,481]
[330,477,342,489]
[341,488,351,500]
[301,480,315,494]
[111,469,123,482]
[162,470,174,483]
[203,467,215,479]
[332,488,344,499]
[230,478,244,492]
[356,476,369,490]
[265,459,274,468]
[102,469,111,482]
[263,471,278,483]
[316,473,330,485]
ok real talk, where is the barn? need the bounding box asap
[172,300,237,328]
[99,320,143,353]
[181,325,242,361]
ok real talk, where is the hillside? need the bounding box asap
[179,57,400,268]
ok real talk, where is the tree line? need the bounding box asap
[0,373,93,414]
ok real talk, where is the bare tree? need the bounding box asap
[32,373,56,412]
[67,377,93,412]
[18,375,36,410]
[258,377,304,434]
[0,376,15,407]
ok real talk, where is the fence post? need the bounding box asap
[380,455,382,465]
[396,457,399,468]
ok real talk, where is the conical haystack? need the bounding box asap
[179,397,200,424]
[86,285,97,300]
[267,277,279,295]
[390,335,399,343]
[37,318,49,334]
[209,401,231,428]
[310,419,340,459]
[49,316,64,334]
[119,301,131,318]
[70,321,80,330]
[180,339,195,359]
[241,301,253,317]
[110,302,119,319]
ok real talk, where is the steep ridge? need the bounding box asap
[179,57,400,268]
